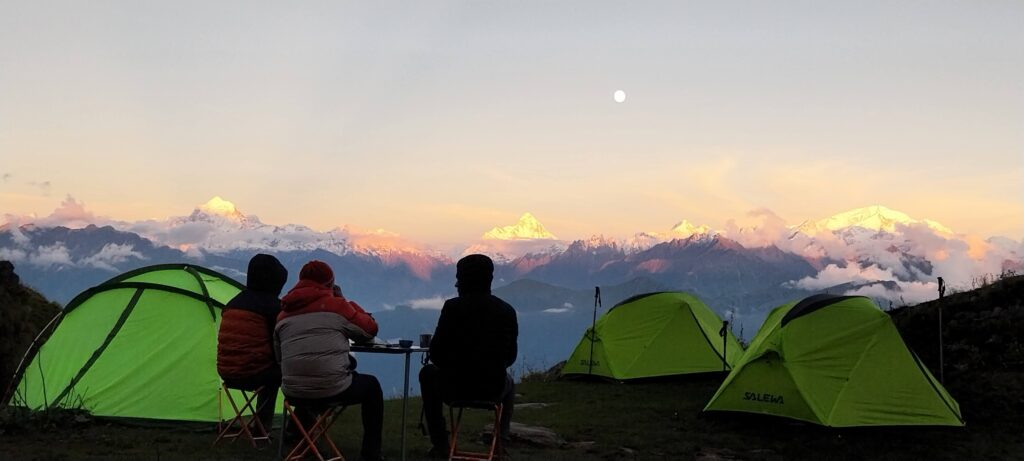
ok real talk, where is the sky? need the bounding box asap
[2,1,1022,246]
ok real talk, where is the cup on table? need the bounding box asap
[419,333,432,348]
[398,339,414,348]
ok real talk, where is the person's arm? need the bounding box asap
[330,297,378,341]
[265,301,281,343]
[347,300,378,337]
[330,284,378,337]
[502,306,519,369]
[273,325,282,365]
[429,300,455,367]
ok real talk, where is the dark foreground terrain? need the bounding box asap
[1,373,1022,460]
[2,272,1023,460]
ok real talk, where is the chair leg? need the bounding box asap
[488,405,503,460]
[448,406,462,460]
[236,389,270,445]
[214,386,270,448]
[283,404,318,461]
[282,402,346,461]
[448,404,502,461]
[278,409,288,460]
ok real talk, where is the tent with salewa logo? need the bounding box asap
[7,264,250,422]
[703,294,964,426]
[561,292,743,380]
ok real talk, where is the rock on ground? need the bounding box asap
[483,422,567,448]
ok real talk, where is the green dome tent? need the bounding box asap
[8,264,251,422]
[703,294,964,427]
[561,292,743,380]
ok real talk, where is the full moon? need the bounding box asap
[613,90,626,103]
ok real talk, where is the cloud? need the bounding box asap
[211,265,245,280]
[129,220,214,247]
[80,243,147,271]
[405,296,446,310]
[843,281,937,306]
[786,263,899,291]
[4,222,31,245]
[3,195,118,229]
[542,302,575,314]
[40,195,99,227]
[29,244,73,267]
[785,262,941,305]
[722,208,790,248]
[0,247,27,262]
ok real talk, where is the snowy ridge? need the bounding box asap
[795,205,953,235]
[483,213,558,240]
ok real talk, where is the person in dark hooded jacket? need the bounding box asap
[216,253,288,430]
[419,254,518,457]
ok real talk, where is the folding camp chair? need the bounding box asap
[214,383,271,448]
[447,400,504,461]
[279,398,347,461]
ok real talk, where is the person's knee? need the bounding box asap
[419,363,439,382]
[364,374,383,400]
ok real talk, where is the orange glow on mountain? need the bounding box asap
[637,259,671,273]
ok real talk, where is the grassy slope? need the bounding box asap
[3,375,1021,460]
[891,274,1024,430]
[2,275,1023,460]
[0,263,61,401]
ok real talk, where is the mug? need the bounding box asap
[419,333,432,348]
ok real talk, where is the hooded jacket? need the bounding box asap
[275,280,379,399]
[217,254,287,379]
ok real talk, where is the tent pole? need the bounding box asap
[588,286,601,375]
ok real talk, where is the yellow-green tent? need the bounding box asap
[561,292,742,379]
[703,294,964,427]
[9,264,253,422]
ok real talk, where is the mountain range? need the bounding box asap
[2,198,1021,311]
[3,197,1021,392]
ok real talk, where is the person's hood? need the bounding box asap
[246,254,288,296]
[455,253,493,295]
[280,279,332,312]
[457,282,491,296]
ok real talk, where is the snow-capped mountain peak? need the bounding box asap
[798,205,953,235]
[197,196,245,221]
[482,213,558,240]
[669,220,712,238]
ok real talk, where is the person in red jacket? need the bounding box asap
[216,253,288,431]
[276,260,384,461]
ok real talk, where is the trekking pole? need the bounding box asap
[719,321,729,371]
[588,286,602,375]
[938,277,945,384]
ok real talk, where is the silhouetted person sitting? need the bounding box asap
[216,253,288,431]
[419,254,519,457]
[276,260,384,461]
